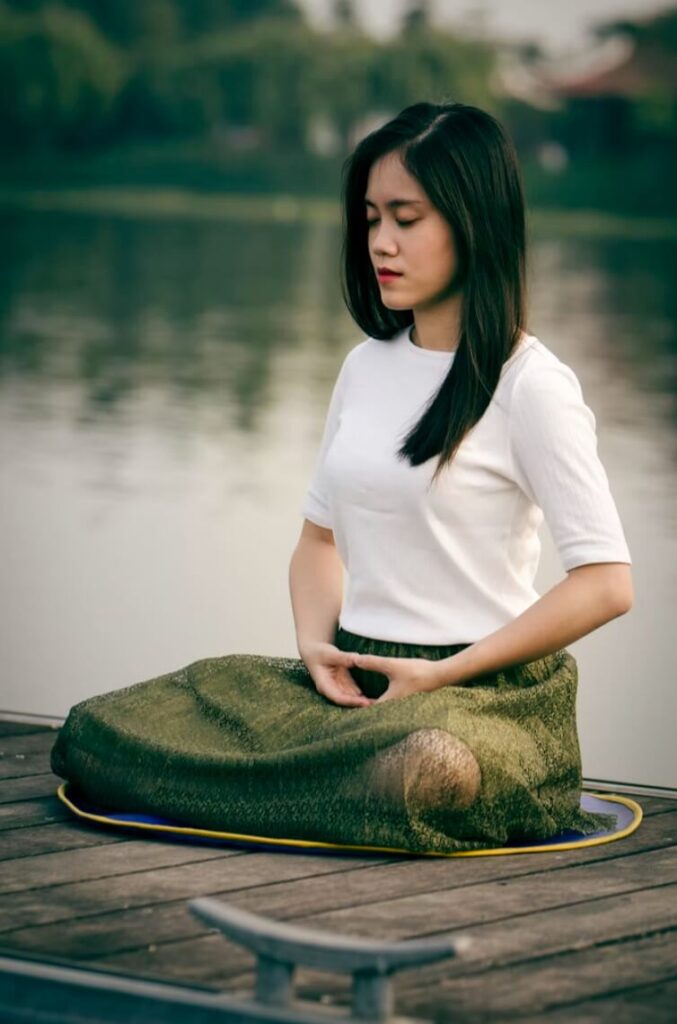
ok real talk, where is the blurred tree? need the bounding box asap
[377,26,496,119]
[402,1,431,35]
[332,0,357,30]
[6,0,148,45]
[181,0,303,37]
[117,18,317,150]
[0,2,504,174]
[4,0,304,44]
[305,26,376,153]
[0,1,126,150]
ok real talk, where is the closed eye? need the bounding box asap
[366,219,418,228]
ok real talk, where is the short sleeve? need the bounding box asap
[509,359,632,571]
[299,353,351,529]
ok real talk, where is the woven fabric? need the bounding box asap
[50,624,616,855]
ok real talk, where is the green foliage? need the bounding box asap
[375,28,496,115]
[4,0,304,45]
[0,1,501,155]
[0,1,126,148]
[169,19,319,148]
[0,2,673,217]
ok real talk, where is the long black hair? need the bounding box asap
[340,100,528,483]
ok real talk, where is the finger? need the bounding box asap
[342,684,375,705]
[339,651,362,669]
[340,689,371,705]
[323,682,374,707]
[317,666,368,701]
[334,692,374,707]
[352,652,387,669]
[336,666,362,689]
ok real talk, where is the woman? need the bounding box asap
[52,102,633,855]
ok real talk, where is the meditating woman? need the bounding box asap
[52,101,633,855]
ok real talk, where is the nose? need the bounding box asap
[371,222,399,256]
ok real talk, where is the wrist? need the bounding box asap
[296,632,333,660]
[429,652,465,689]
[296,636,314,660]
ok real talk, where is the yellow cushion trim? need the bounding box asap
[56,782,642,858]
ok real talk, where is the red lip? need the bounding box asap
[377,268,403,277]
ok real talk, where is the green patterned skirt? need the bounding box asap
[50,623,616,855]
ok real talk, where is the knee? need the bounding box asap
[403,728,481,812]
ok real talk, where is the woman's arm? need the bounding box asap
[289,519,344,659]
[429,562,634,689]
[290,520,373,708]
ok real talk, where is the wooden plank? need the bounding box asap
[211,810,677,924]
[0,820,128,861]
[124,866,677,983]
[116,811,677,927]
[0,723,55,737]
[270,950,677,1022]
[1,804,670,899]
[0,750,53,780]
[0,953,344,1024]
[0,800,672,1016]
[622,795,677,815]
[1,829,673,969]
[394,929,677,1021]
[0,773,61,804]
[0,811,667,937]
[516,974,677,1022]
[0,796,72,831]
[0,850,397,936]
[296,858,677,950]
[0,840,243,895]
[0,731,59,756]
[93,882,677,998]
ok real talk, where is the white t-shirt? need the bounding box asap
[300,324,632,645]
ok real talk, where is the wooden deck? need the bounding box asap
[1,719,676,1022]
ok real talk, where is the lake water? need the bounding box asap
[1,205,675,793]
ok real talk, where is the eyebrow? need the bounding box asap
[364,198,423,209]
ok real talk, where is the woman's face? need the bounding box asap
[365,151,461,311]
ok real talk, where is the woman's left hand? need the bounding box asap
[346,653,444,703]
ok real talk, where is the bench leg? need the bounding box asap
[352,969,395,1021]
[255,955,294,1006]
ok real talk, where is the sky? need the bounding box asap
[296,0,675,56]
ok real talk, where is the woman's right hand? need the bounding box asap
[301,641,374,708]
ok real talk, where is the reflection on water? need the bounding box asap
[1,209,675,791]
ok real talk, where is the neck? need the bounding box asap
[411,296,462,352]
